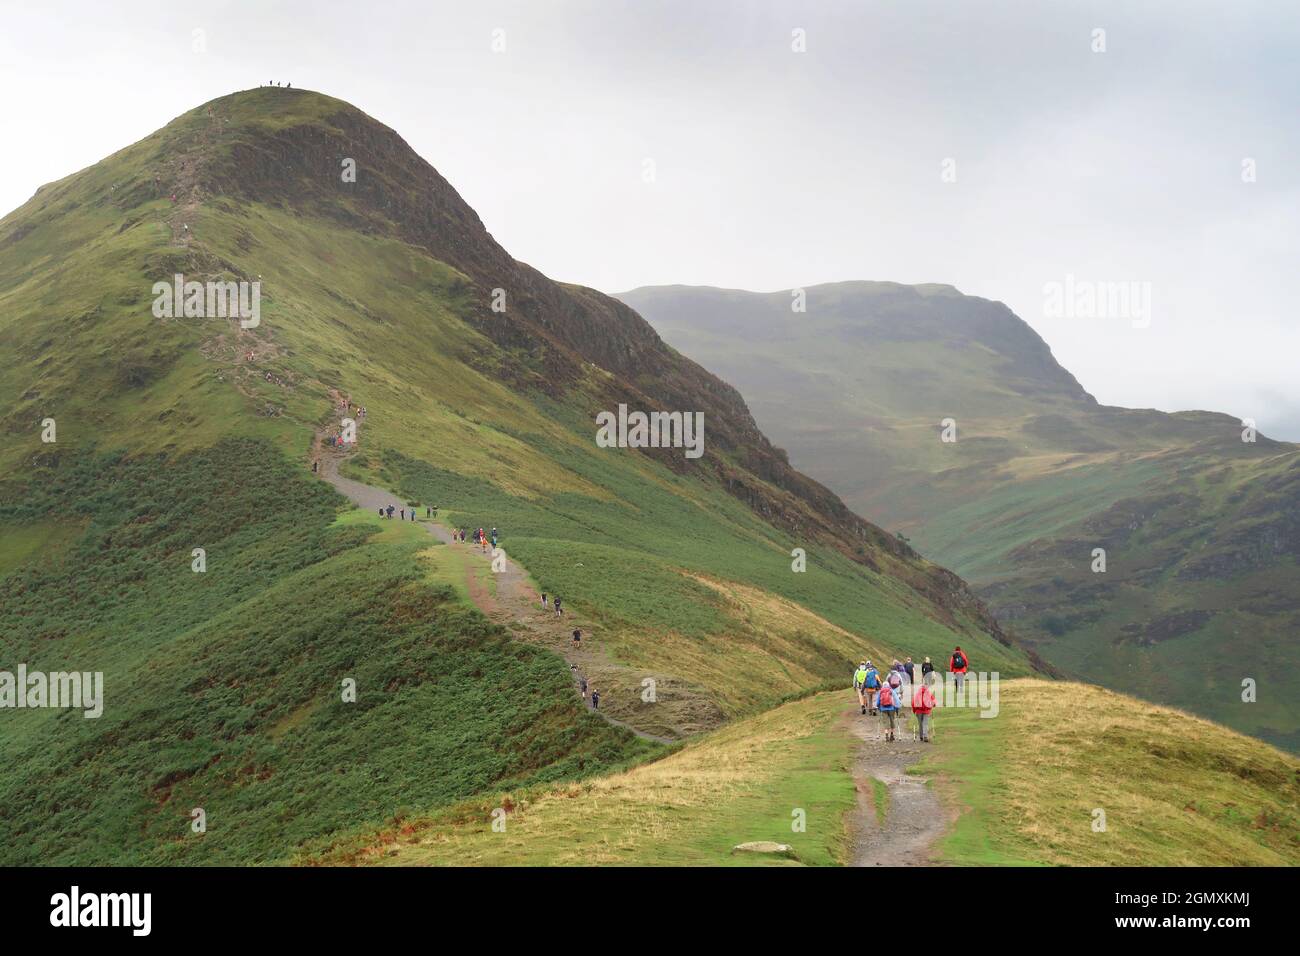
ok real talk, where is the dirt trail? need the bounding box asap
[313,426,674,746]
[844,704,946,866]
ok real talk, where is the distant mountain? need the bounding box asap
[620,282,1300,751]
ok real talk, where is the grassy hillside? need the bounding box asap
[306,691,857,867]
[620,283,1300,752]
[0,441,653,864]
[920,680,1300,866]
[307,679,1300,867]
[0,91,1032,863]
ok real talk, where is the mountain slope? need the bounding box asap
[0,91,1035,864]
[619,282,1300,751]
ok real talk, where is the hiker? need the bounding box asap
[921,656,934,678]
[426,506,431,518]
[878,675,900,742]
[886,667,903,706]
[852,661,870,715]
[540,592,548,607]
[912,680,937,743]
[572,628,581,650]
[904,657,915,682]
[580,675,588,699]
[949,646,969,691]
[378,507,384,517]
[863,661,881,715]
[490,527,498,548]
[311,460,318,474]
[400,509,405,521]
[554,597,563,617]
[386,505,394,519]
[590,689,600,710]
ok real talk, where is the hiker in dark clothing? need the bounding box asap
[904,657,915,682]
[386,505,394,518]
[426,507,431,518]
[311,460,318,474]
[541,593,548,607]
[554,597,563,617]
[572,629,581,649]
[590,689,599,710]
[400,509,405,520]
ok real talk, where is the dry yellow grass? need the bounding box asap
[305,692,856,867]
[925,679,1300,865]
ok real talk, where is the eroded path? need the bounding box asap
[314,438,675,746]
[844,705,946,866]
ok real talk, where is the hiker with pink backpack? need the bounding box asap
[878,668,904,742]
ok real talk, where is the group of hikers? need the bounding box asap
[851,647,971,743]
[379,504,426,521]
[569,663,599,710]
[451,526,498,550]
[539,592,564,617]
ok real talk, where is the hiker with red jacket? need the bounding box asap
[912,680,937,743]
[949,646,969,692]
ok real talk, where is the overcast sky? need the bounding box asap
[3,0,1297,438]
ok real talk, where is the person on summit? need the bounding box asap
[852,661,870,714]
[949,646,969,692]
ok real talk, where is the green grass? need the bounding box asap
[305,692,857,866]
[917,680,1300,866]
[0,441,655,864]
[871,777,889,826]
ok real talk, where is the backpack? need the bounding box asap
[953,652,967,670]
[888,672,901,688]
[913,685,935,710]
[878,685,894,708]
[866,670,880,689]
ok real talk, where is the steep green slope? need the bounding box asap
[0,441,652,864]
[0,91,1033,863]
[620,283,1300,751]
